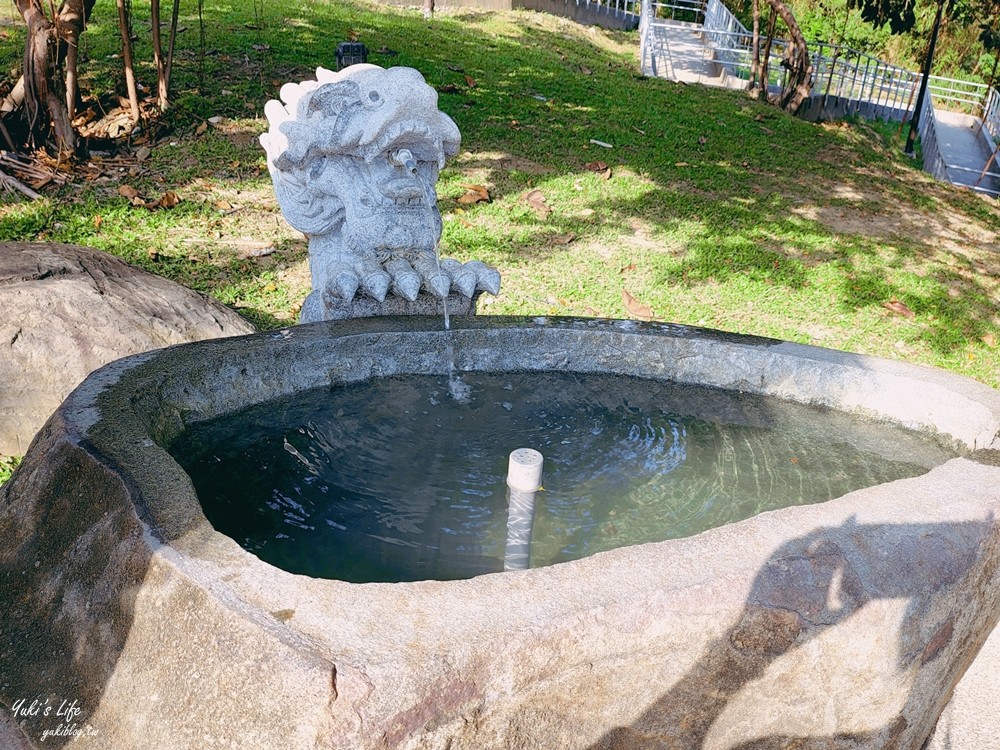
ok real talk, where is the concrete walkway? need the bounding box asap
[934,110,1000,197]
[644,19,1000,198]
[642,23,725,86]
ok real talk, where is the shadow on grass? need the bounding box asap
[2,0,996,363]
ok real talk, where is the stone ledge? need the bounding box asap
[2,317,1000,749]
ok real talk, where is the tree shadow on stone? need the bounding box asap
[587,514,998,749]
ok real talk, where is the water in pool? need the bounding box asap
[171,371,957,583]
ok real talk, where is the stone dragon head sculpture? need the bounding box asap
[260,64,499,322]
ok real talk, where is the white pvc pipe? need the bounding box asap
[507,448,543,493]
[504,449,543,571]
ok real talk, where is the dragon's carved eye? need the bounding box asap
[309,158,326,179]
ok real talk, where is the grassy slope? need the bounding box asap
[0,0,998,410]
[0,457,18,485]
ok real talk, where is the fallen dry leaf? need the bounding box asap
[584,160,612,180]
[524,189,551,220]
[754,113,766,121]
[547,233,576,246]
[238,242,276,259]
[760,126,775,135]
[215,200,233,211]
[674,161,690,168]
[118,185,141,200]
[195,122,209,136]
[92,215,103,229]
[157,190,181,209]
[619,263,637,274]
[147,249,160,261]
[580,66,592,75]
[457,183,490,204]
[463,75,477,88]
[883,299,915,319]
[622,289,653,321]
[135,145,152,162]
[983,333,997,348]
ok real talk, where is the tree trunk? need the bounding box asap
[3,0,93,122]
[759,11,778,102]
[64,42,78,119]
[749,0,762,95]
[115,0,141,123]
[151,0,168,111]
[15,0,76,154]
[165,0,182,94]
[768,0,813,113]
[54,0,92,120]
[0,79,26,116]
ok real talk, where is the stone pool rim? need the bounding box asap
[54,313,1000,569]
[5,315,1000,749]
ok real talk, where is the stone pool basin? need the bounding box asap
[2,316,1000,749]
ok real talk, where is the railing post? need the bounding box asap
[639,0,649,76]
[823,44,838,106]
[861,56,872,116]
[811,43,822,97]
[846,51,860,112]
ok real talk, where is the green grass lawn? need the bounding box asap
[0,456,18,485]
[1,0,998,483]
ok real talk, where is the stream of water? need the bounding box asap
[416,167,450,331]
[414,166,470,401]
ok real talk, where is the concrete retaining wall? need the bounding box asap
[376,0,639,29]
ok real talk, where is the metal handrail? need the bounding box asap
[650,0,705,23]
[564,0,640,18]
[916,87,949,184]
[983,87,1000,146]
[641,0,998,122]
[637,0,1000,195]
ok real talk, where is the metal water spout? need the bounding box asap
[389,148,418,175]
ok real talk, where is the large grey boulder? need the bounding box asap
[0,243,257,456]
[1,317,1000,749]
